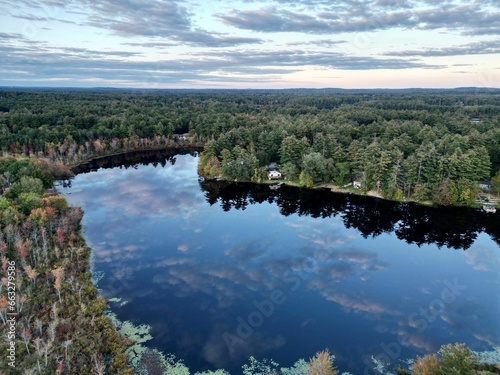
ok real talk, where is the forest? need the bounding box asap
[1,88,499,206]
[1,88,500,374]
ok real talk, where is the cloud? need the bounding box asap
[374,0,414,9]
[384,39,500,57]
[8,0,497,87]
[109,179,202,217]
[0,32,26,40]
[0,37,442,87]
[177,244,189,252]
[11,12,77,25]
[1,0,498,86]
[170,31,263,48]
[473,332,499,347]
[415,5,500,36]
[218,6,416,35]
[218,6,335,34]
[217,1,500,36]
[10,0,263,47]
[225,242,267,261]
[285,39,348,47]
[201,325,286,369]
[464,243,500,271]
[84,0,192,37]
[191,49,441,71]
[329,262,356,278]
[395,329,436,352]
[323,292,401,316]
[122,41,179,49]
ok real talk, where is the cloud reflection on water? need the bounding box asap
[62,154,500,373]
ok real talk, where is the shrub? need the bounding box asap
[492,173,500,195]
[282,162,299,181]
[10,176,44,197]
[410,343,479,375]
[195,370,230,375]
[308,349,339,375]
[439,343,478,375]
[413,183,431,201]
[299,170,314,188]
[45,196,69,213]
[17,192,44,214]
[393,189,404,201]
[281,359,308,375]
[432,179,458,206]
[0,197,10,210]
[412,354,440,375]
[242,356,279,375]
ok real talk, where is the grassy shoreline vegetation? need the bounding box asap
[1,88,499,374]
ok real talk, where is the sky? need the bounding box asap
[0,0,499,89]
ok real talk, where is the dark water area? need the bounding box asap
[70,147,203,175]
[61,153,500,374]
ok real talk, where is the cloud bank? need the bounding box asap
[0,0,498,87]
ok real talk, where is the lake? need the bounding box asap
[61,151,500,374]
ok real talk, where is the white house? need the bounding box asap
[268,171,282,180]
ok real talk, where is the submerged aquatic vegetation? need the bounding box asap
[106,311,192,375]
[474,347,500,365]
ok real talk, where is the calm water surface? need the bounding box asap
[61,153,500,374]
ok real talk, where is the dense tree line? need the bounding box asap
[2,88,499,206]
[198,104,499,206]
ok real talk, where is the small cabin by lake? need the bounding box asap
[268,170,282,180]
[173,133,189,140]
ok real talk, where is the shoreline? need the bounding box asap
[210,175,498,211]
[7,139,499,211]
[65,143,204,171]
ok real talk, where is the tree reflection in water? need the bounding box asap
[72,148,499,250]
[199,179,500,250]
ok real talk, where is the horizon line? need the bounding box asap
[1,86,499,91]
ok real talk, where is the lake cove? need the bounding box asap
[61,152,500,375]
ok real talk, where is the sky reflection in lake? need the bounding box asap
[61,154,500,374]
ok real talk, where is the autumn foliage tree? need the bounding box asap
[307,350,338,375]
[410,343,479,375]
